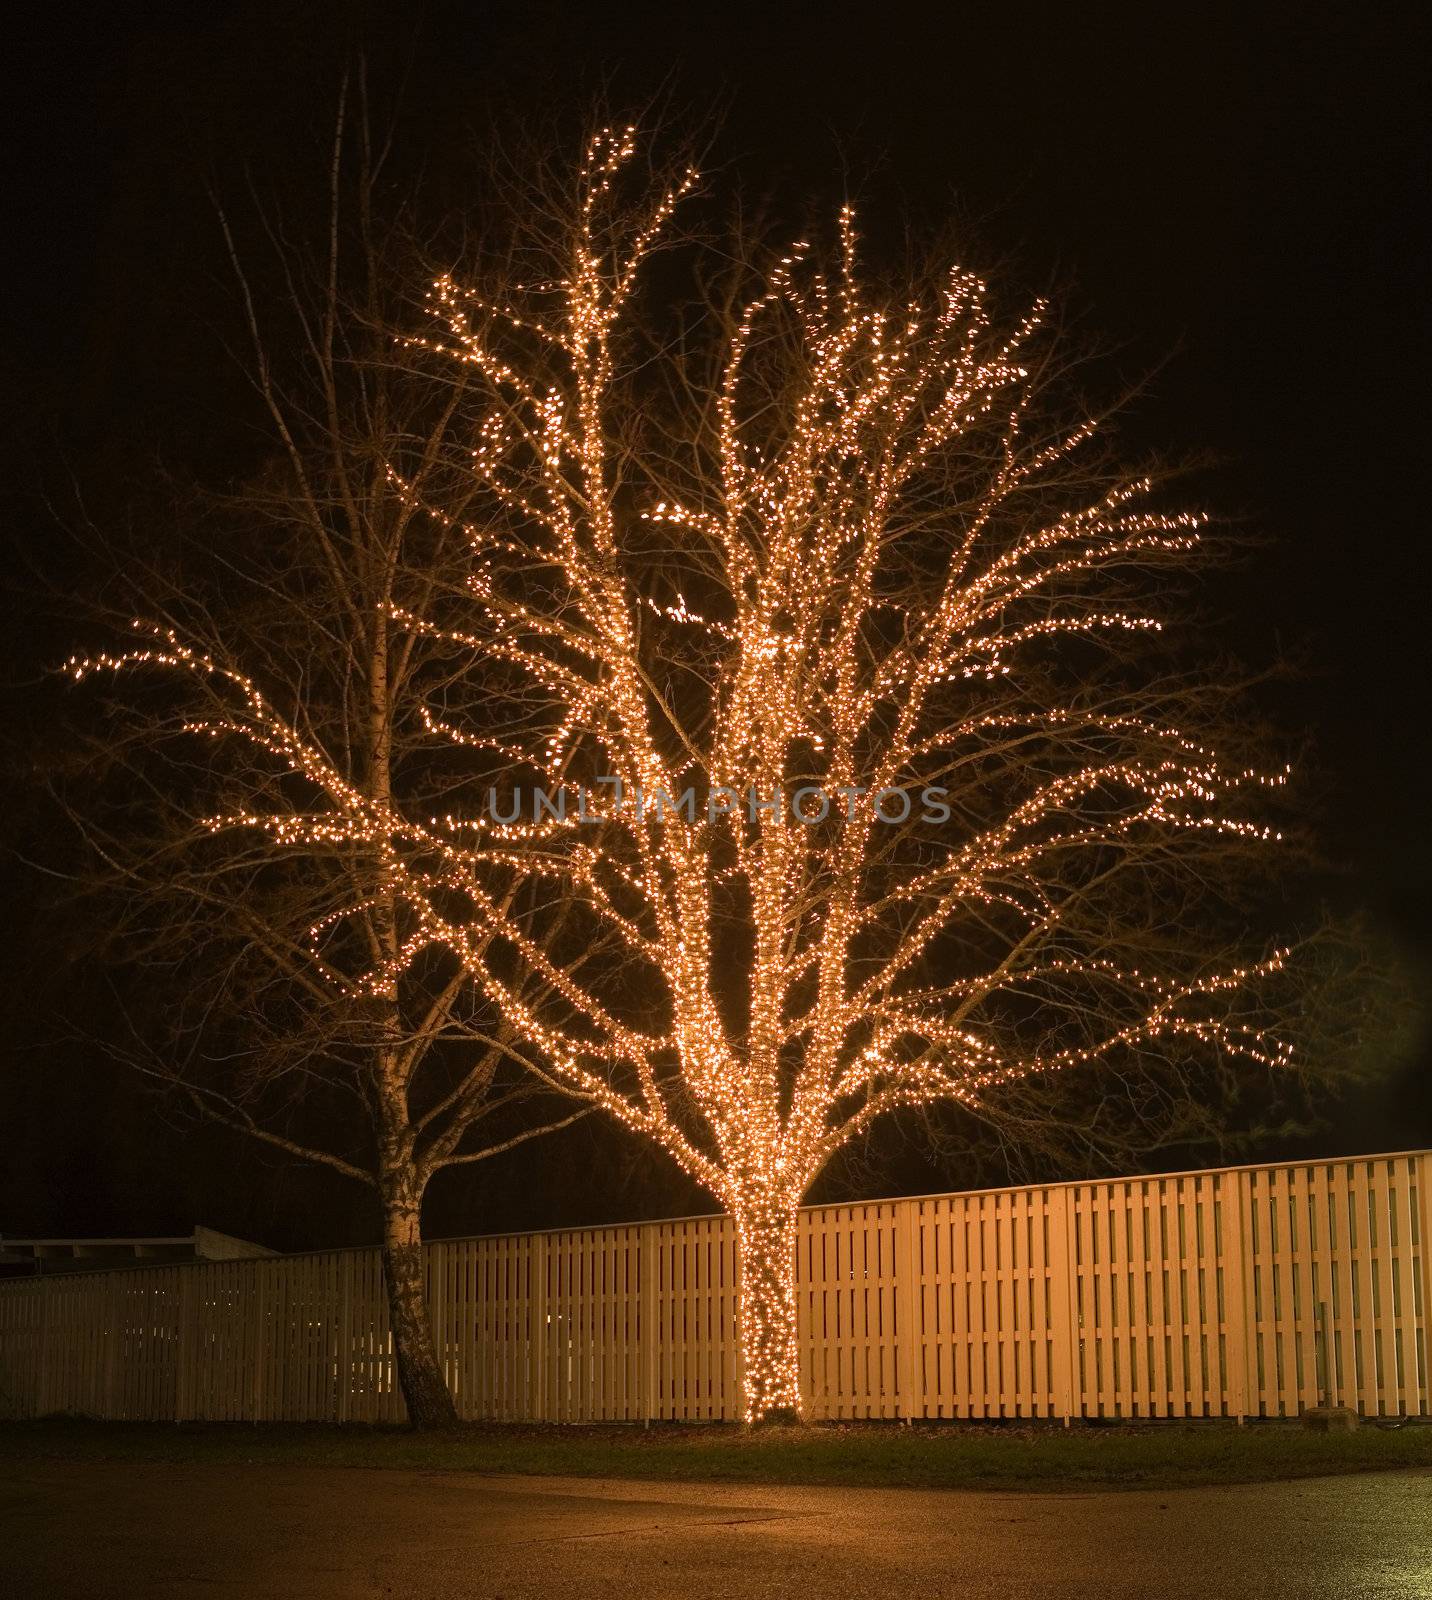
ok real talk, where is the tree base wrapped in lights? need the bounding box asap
[731,1192,803,1421]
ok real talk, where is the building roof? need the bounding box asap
[0,1226,275,1274]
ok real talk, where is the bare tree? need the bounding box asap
[60,89,587,1428]
[73,126,1302,1421]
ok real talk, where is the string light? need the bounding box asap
[70,131,1293,1422]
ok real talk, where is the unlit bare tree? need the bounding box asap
[74,125,1306,1421]
[60,88,587,1428]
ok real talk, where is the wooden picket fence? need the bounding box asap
[2,1149,1429,1423]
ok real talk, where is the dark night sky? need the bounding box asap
[2,2,1429,1250]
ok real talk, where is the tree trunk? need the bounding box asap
[732,1192,803,1422]
[378,1168,458,1429]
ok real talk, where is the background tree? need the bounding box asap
[73,126,1309,1421]
[59,89,587,1427]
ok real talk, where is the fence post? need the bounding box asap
[1048,1186,1077,1424]
[337,1253,352,1424]
[36,1280,51,1419]
[895,1201,923,1421]
[250,1262,267,1422]
[530,1233,548,1423]
[732,1221,746,1420]
[1220,1168,1254,1422]
[1418,1154,1432,1416]
[103,1274,119,1418]
[642,1225,657,1425]
[174,1269,194,1422]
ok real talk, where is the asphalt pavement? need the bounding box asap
[3,1461,1430,1598]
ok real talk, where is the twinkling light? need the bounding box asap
[72,131,1293,1422]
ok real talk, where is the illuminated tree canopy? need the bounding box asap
[75,129,1294,1419]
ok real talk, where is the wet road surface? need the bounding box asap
[3,1461,1429,1598]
